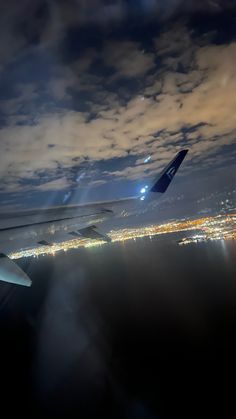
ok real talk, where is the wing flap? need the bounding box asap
[38,240,52,246]
[78,226,111,242]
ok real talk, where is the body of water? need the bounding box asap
[0,236,236,418]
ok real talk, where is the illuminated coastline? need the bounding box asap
[9,213,236,260]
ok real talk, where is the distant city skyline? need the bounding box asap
[9,211,236,260]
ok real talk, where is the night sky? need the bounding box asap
[0,0,236,211]
[1,3,236,419]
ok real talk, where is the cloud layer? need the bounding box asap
[0,1,236,207]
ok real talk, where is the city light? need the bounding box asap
[9,213,236,260]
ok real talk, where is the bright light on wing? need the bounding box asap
[144,156,151,163]
[140,187,146,194]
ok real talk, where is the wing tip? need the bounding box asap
[179,148,189,155]
[150,149,189,194]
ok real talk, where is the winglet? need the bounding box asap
[150,149,188,194]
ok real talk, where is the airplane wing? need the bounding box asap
[0,149,188,287]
